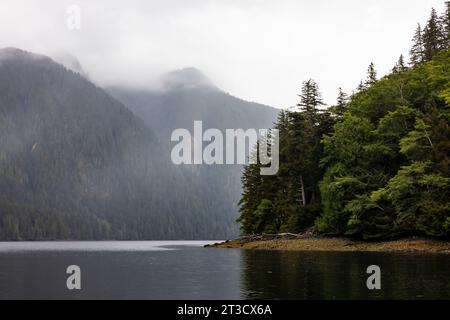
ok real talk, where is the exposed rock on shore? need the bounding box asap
[206,234,450,254]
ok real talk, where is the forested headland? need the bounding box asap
[238,3,450,240]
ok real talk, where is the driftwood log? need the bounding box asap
[204,229,320,247]
[237,229,319,243]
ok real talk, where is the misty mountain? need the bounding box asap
[108,68,278,140]
[107,68,279,237]
[0,48,265,240]
[52,52,90,80]
[160,67,217,91]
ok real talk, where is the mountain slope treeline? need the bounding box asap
[238,4,450,239]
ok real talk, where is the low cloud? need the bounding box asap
[0,0,444,107]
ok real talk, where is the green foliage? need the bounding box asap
[253,199,278,234]
[372,162,450,237]
[316,6,450,239]
[317,49,450,239]
[399,119,434,158]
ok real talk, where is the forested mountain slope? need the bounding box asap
[0,48,263,240]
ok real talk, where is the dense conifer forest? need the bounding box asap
[238,3,450,239]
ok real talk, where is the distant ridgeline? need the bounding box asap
[238,4,450,240]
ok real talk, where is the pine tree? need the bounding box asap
[410,24,426,66]
[296,79,324,115]
[423,8,444,60]
[440,1,450,48]
[333,87,348,115]
[364,62,377,86]
[237,143,264,234]
[295,80,324,209]
[357,80,366,92]
[392,54,408,73]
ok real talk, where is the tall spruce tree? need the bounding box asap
[392,54,408,73]
[332,87,349,115]
[357,80,366,91]
[237,142,266,234]
[364,62,377,86]
[410,24,426,66]
[294,80,326,208]
[423,8,444,60]
[296,79,324,115]
[441,1,450,48]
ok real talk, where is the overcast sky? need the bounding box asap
[0,0,446,108]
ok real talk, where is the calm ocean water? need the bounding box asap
[0,241,448,299]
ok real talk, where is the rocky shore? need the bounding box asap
[206,233,450,254]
